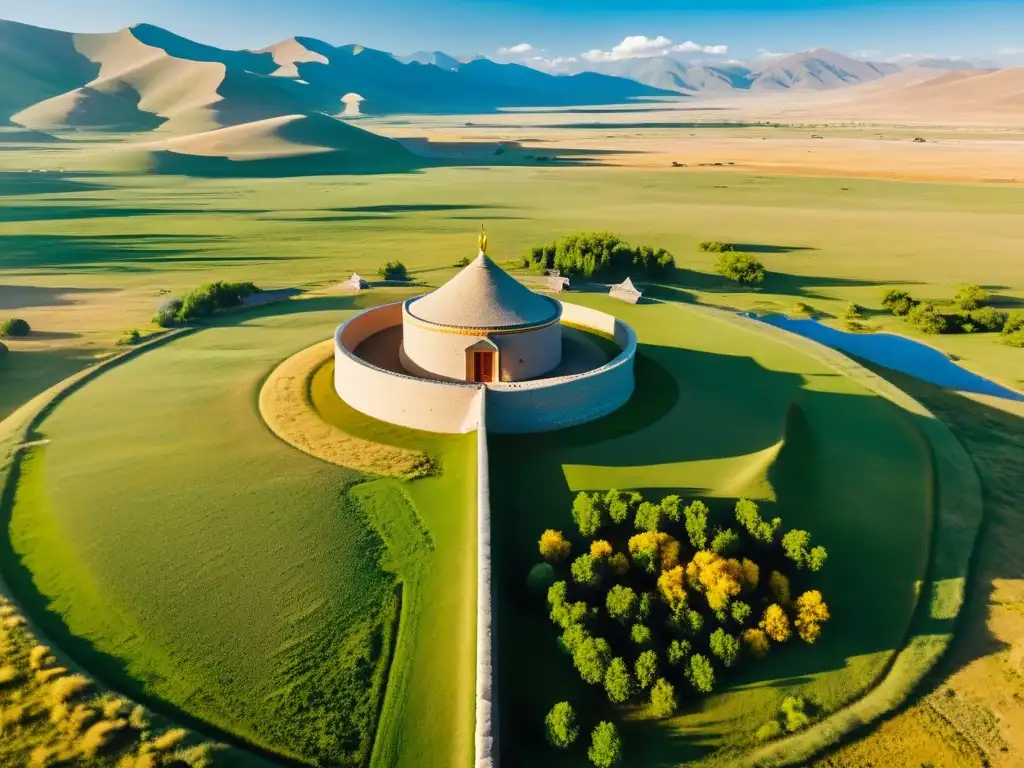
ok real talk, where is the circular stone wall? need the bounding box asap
[334,300,636,434]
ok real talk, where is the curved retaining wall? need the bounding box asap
[474,391,496,768]
[334,300,637,435]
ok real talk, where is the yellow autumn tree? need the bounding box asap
[794,590,831,643]
[740,558,760,588]
[760,604,791,643]
[769,571,791,607]
[628,532,680,574]
[539,529,571,562]
[742,628,770,658]
[657,566,687,611]
[685,551,743,611]
[590,540,613,558]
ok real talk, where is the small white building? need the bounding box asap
[399,253,563,382]
[610,277,642,304]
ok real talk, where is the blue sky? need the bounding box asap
[4,0,1023,66]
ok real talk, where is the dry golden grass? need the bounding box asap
[78,718,129,758]
[259,339,435,478]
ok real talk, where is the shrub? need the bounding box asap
[969,306,1007,332]
[731,601,752,626]
[630,624,653,647]
[571,554,601,588]
[881,288,916,316]
[539,530,571,562]
[454,256,471,267]
[650,678,676,717]
[526,232,674,279]
[527,563,556,593]
[795,590,831,643]
[116,328,142,346]
[635,650,658,690]
[608,552,629,576]
[761,604,791,642]
[710,528,740,556]
[634,501,662,532]
[954,283,989,311]
[717,252,765,285]
[606,585,638,624]
[687,654,715,693]
[377,261,408,280]
[177,281,259,322]
[545,702,579,748]
[683,500,709,549]
[572,492,606,537]
[709,628,741,668]
[1004,312,1024,335]
[781,695,811,732]
[666,639,691,666]
[781,530,828,571]
[907,301,947,334]
[735,499,780,543]
[743,628,770,658]
[769,571,791,606]
[844,302,864,320]
[0,318,30,337]
[756,720,784,741]
[791,302,815,316]
[574,636,613,684]
[153,298,183,327]
[1004,331,1024,348]
[603,657,633,703]
[699,241,736,253]
[588,722,622,768]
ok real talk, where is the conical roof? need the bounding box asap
[406,253,561,330]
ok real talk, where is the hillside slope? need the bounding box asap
[751,48,897,90]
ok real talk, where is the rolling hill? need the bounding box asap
[750,48,899,90]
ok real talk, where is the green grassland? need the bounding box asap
[490,295,934,766]
[2,298,477,768]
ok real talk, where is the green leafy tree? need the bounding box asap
[0,318,31,337]
[571,554,601,588]
[604,490,630,524]
[954,284,989,311]
[683,500,709,549]
[588,722,622,768]
[969,306,1007,332]
[907,302,947,334]
[551,599,590,630]
[667,639,692,666]
[635,650,658,690]
[649,679,677,717]
[605,585,638,624]
[545,702,579,748]
[527,563,556,593]
[709,628,741,668]
[560,624,589,655]
[781,530,828,571]
[547,581,568,609]
[687,653,716,693]
[717,252,765,285]
[634,501,662,532]
[604,658,633,703]
[781,696,810,732]
[637,591,654,621]
[630,624,653,647]
[572,492,606,537]
[710,528,740,556]
[377,261,408,280]
[660,495,682,524]
[731,600,752,627]
[735,499,781,543]
[881,288,916,316]
[574,637,612,685]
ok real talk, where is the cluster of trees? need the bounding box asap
[881,285,1024,343]
[1,318,31,337]
[154,282,260,327]
[377,261,409,281]
[716,252,766,286]
[545,705,622,767]
[524,233,675,279]
[530,491,832,762]
[755,695,814,741]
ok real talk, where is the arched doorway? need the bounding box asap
[465,338,499,382]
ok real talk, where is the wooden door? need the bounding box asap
[473,351,494,383]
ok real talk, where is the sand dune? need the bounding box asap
[259,37,330,77]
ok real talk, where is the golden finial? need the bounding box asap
[478,226,488,255]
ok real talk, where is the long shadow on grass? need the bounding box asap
[491,342,939,765]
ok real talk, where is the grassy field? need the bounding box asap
[489,295,934,766]
[2,298,477,768]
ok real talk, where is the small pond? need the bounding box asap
[753,314,1023,402]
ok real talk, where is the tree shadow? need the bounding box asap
[730,244,819,255]
[0,206,271,224]
[0,347,97,423]
[0,171,113,197]
[0,285,114,311]
[490,338,942,764]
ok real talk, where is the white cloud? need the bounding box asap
[582,35,727,62]
[498,43,533,55]
[851,49,881,58]
[757,48,789,60]
[997,46,1024,55]
[527,55,578,71]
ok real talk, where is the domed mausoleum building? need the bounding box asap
[400,253,563,382]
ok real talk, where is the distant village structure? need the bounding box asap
[333,232,638,434]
